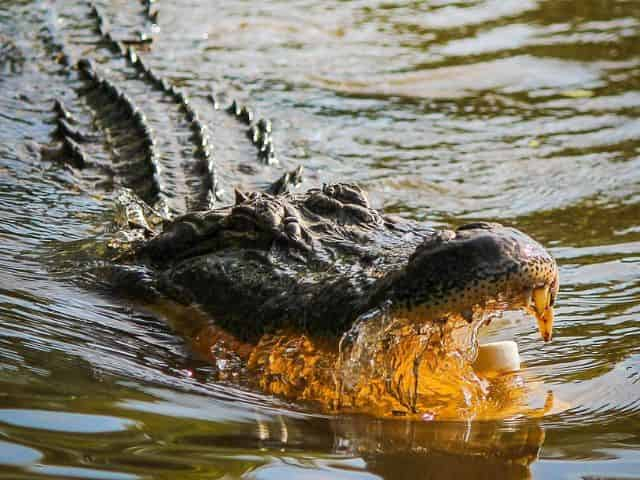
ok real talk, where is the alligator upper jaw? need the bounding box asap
[379,222,559,343]
[468,282,557,342]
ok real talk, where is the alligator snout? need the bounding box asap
[379,222,559,342]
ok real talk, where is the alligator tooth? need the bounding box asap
[533,285,547,318]
[532,285,554,342]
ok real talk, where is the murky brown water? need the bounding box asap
[1,0,639,478]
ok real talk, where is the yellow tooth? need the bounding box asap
[532,286,554,342]
[537,306,554,342]
[533,285,548,314]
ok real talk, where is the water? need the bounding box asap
[1,0,639,478]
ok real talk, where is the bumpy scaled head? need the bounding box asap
[391,222,559,341]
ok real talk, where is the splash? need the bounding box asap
[335,303,491,417]
[233,302,539,419]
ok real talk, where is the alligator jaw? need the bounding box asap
[375,222,559,343]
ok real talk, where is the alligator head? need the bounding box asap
[137,183,558,343]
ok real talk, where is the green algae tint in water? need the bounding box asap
[1,0,640,478]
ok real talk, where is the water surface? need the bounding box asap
[1,0,639,478]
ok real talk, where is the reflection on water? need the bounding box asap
[1,0,639,478]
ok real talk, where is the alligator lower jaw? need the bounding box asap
[190,305,543,420]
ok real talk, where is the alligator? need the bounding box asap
[118,184,558,416]
[19,0,558,417]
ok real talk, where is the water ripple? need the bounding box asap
[0,0,639,478]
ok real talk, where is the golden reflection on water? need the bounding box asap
[183,303,560,422]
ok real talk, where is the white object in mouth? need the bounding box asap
[473,340,520,374]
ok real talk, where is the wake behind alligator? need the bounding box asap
[21,0,559,418]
